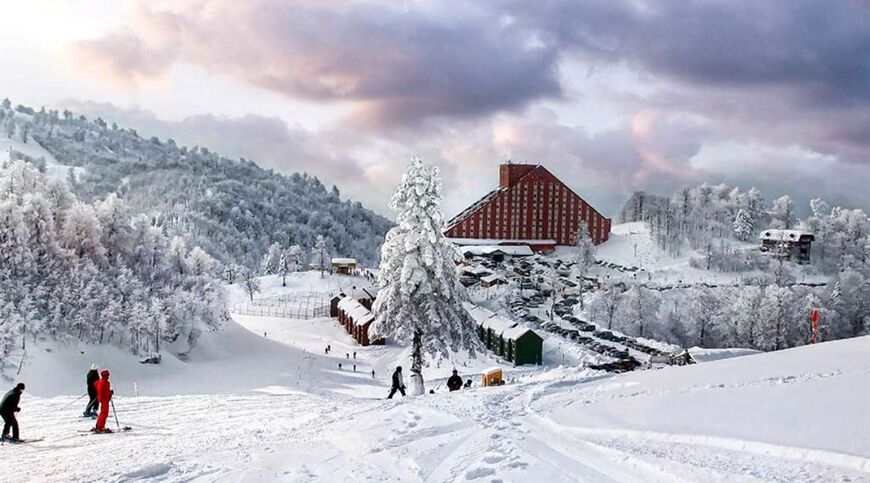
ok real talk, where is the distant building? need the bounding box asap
[333,293,384,346]
[331,257,357,275]
[759,229,815,263]
[445,163,611,253]
[480,274,507,288]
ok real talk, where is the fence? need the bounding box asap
[231,291,332,319]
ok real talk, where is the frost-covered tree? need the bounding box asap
[240,267,260,302]
[312,235,330,277]
[261,242,283,275]
[279,245,303,286]
[617,283,660,338]
[769,195,796,229]
[371,157,479,395]
[573,223,596,307]
[757,286,793,351]
[732,209,753,241]
[0,160,224,368]
[687,287,719,347]
[588,284,622,330]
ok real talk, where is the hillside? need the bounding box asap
[3,317,867,482]
[0,101,392,267]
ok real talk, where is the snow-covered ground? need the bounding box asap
[0,126,85,181]
[4,287,869,483]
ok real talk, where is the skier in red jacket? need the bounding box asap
[93,369,113,433]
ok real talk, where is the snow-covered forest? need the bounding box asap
[0,159,226,371]
[0,100,392,268]
[592,185,870,351]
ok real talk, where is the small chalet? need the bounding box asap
[466,303,543,366]
[333,293,384,346]
[480,274,507,288]
[331,258,357,275]
[759,229,815,263]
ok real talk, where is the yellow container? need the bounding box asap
[482,368,503,387]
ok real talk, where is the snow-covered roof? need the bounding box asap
[480,315,518,333]
[460,266,492,276]
[466,304,496,322]
[460,245,535,257]
[449,238,556,246]
[502,327,540,340]
[480,274,505,284]
[331,258,357,265]
[483,366,503,375]
[341,285,377,301]
[337,296,374,324]
[759,229,814,241]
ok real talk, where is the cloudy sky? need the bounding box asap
[1,0,868,217]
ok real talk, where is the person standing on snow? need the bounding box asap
[388,366,406,399]
[1,383,25,442]
[84,363,100,417]
[93,369,114,433]
[447,370,463,392]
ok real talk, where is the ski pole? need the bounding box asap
[111,400,121,431]
[62,393,88,409]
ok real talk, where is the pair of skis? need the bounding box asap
[1,437,44,444]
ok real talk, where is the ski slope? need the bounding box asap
[3,314,868,482]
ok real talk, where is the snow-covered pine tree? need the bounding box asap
[574,223,596,307]
[279,245,303,286]
[370,157,479,395]
[732,209,753,241]
[261,242,283,275]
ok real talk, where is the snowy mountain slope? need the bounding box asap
[0,128,84,182]
[1,102,392,268]
[3,333,867,482]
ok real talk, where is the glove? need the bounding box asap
[15,407,20,412]
[110,390,114,396]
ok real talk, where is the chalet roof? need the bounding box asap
[759,229,815,242]
[337,296,374,324]
[480,315,518,333]
[331,258,357,265]
[502,327,542,341]
[480,274,505,284]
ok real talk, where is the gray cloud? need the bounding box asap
[73,0,561,126]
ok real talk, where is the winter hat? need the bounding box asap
[100,369,110,378]
[15,383,24,391]
[91,363,99,371]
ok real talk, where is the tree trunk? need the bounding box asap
[410,329,425,395]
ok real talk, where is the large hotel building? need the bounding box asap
[445,163,611,252]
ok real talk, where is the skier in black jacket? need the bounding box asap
[387,366,406,399]
[447,370,463,392]
[84,363,100,417]
[1,383,25,442]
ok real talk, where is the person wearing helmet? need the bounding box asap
[1,383,25,442]
[388,366,406,399]
[93,369,114,433]
[84,363,100,418]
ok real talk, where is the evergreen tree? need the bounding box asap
[732,209,753,241]
[573,223,596,308]
[371,158,479,395]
